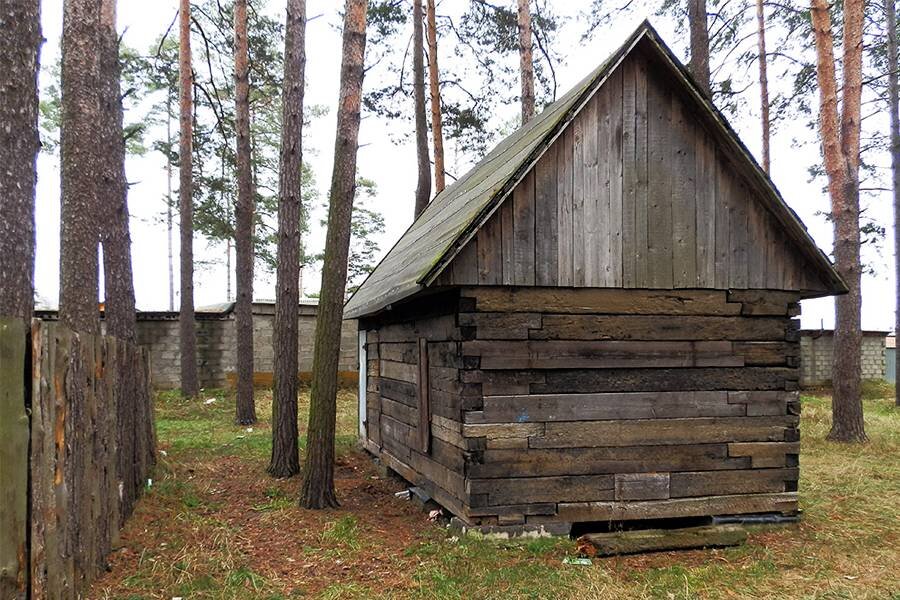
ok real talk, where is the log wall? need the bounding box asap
[362,288,803,533]
[456,287,801,530]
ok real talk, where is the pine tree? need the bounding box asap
[0,0,41,328]
[99,0,136,342]
[810,0,866,442]
[517,0,535,124]
[755,0,770,174]
[299,0,368,509]
[413,0,431,217]
[179,0,200,397]
[269,0,307,478]
[234,0,257,424]
[425,0,445,194]
[687,0,711,95]
[886,0,900,407]
[59,0,103,334]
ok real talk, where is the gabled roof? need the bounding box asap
[344,21,846,320]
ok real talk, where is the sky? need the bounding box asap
[33,0,897,332]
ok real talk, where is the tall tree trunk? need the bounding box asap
[756,0,770,173]
[167,94,175,312]
[269,0,306,479]
[888,0,900,407]
[60,0,102,334]
[299,0,367,509]
[234,0,256,424]
[99,0,136,343]
[0,0,41,328]
[179,0,199,397]
[810,0,866,442]
[517,0,535,124]
[413,0,431,218]
[426,0,445,194]
[688,0,711,96]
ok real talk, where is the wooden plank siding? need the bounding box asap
[436,52,827,294]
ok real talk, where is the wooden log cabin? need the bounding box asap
[344,22,846,535]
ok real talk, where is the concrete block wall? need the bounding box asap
[133,302,358,390]
[800,330,887,387]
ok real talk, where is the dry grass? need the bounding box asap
[90,387,900,599]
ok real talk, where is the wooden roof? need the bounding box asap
[344,21,846,320]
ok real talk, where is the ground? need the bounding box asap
[91,383,900,600]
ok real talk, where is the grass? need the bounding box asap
[92,386,900,600]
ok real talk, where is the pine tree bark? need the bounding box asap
[756,0,770,174]
[413,0,431,218]
[60,0,102,334]
[886,0,900,407]
[688,0,711,96]
[0,0,41,329]
[234,0,256,424]
[179,0,199,397]
[269,0,306,479]
[517,0,535,124]
[810,0,866,442]
[299,0,367,509]
[99,0,136,343]
[426,0,445,194]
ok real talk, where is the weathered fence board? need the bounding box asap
[0,319,154,599]
[0,318,29,599]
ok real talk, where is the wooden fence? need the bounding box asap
[0,318,155,600]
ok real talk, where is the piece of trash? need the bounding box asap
[203,398,216,405]
[172,597,183,600]
[245,427,254,433]
[159,450,168,457]
[844,575,858,580]
[428,509,443,522]
[146,479,152,488]
[394,489,412,499]
[562,557,592,566]
[235,435,246,439]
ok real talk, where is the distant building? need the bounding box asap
[799,329,888,387]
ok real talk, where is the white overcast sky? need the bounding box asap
[33,0,896,332]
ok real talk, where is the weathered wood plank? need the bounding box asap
[0,318,28,599]
[622,57,638,287]
[378,342,417,364]
[672,93,697,287]
[646,71,674,288]
[695,131,716,286]
[501,195,515,285]
[583,89,600,286]
[468,474,615,506]
[557,125,575,285]
[634,55,650,287]
[417,338,430,453]
[555,492,798,522]
[480,391,744,423]
[531,416,799,449]
[608,67,625,287]
[669,468,798,497]
[531,314,791,341]
[728,290,799,316]
[532,367,798,394]
[466,287,742,315]
[513,170,536,285]
[458,312,541,340]
[729,177,750,288]
[380,359,417,384]
[615,473,670,501]
[572,105,586,286]
[462,340,743,370]
[535,143,558,286]
[714,149,730,288]
[578,525,747,556]
[477,210,503,285]
[727,442,800,468]
[470,444,749,478]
